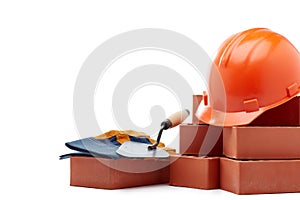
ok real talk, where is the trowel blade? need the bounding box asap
[116,141,169,158]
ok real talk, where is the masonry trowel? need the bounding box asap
[116,109,190,158]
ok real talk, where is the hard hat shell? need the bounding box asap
[197,28,300,126]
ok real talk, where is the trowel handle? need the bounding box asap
[148,109,190,150]
[162,109,190,130]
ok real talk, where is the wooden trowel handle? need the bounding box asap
[148,109,190,150]
[162,109,190,129]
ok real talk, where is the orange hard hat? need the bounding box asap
[197,28,300,126]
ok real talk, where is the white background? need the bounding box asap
[1,0,300,199]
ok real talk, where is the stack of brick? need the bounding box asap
[169,95,300,195]
[221,96,300,194]
[169,95,222,189]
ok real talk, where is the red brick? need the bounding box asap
[179,124,223,156]
[169,155,219,189]
[223,126,300,159]
[220,157,300,194]
[192,95,205,124]
[70,156,169,189]
[250,96,300,126]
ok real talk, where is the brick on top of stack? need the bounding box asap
[250,95,300,126]
[192,95,205,125]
